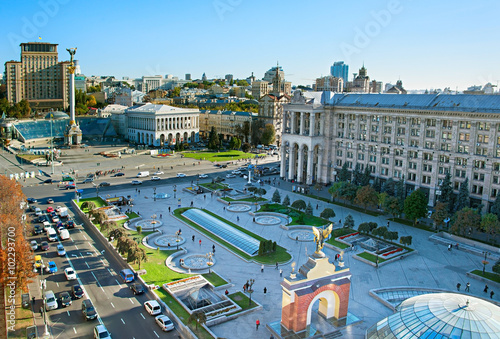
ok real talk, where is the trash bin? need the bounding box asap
[26,325,37,339]
[21,293,30,309]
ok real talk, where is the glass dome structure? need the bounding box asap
[366,293,500,338]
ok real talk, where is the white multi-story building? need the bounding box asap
[126,103,200,146]
[281,92,500,211]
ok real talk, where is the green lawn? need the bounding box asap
[228,291,258,311]
[327,238,349,249]
[183,150,256,162]
[174,207,292,264]
[222,196,267,202]
[200,182,230,191]
[259,203,329,226]
[155,289,213,339]
[77,196,108,209]
[127,211,139,219]
[471,270,500,283]
[202,272,227,287]
[8,292,34,339]
[358,251,388,263]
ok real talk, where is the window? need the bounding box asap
[423,164,432,172]
[422,176,431,184]
[438,167,450,174]
[408,151,418,158]
[458,145,469,154]
[349,114,356,121]
[371,115,380,122]
[426,119,436,127]
[384,116,392,123]
[371,125,379,132]
[368,165,376,172]
[395,159,403,167]
[394,170,402,178]
[381,147,390,155]
[358,153,365,160]
[474,160,486,169]
[395,149,404,156]
[396,138,405,146]
[423,153,433,161]
[369,155,376,162]
[439,155,450,163]
[475,147,487,156]
[338,122,345,129]
[442,120,453,128]
[383,136,391,144]
[425,130,435,138]
[473,173,485,181]
[358,144,365,151]
[346,161,353,169]
[369,145,377,152]
[441,143,451,151]
[411,117,421,125]
[336,159,342,166]
[411,129,420,137]
[360,124,367,131]
[472,185,483,195]
[337,131,344,138]
[455,169,466,178]
[407,173,416,181]
[410,139,419,147]
[382,157,390,164]
[425,141,435,149]
[397,127,405,135]
[478,122,490,131]
[336,150,343,157]
[381,168,389,175]
[397,117,407,124]
[370,135,378,142]
[384,126,392,134]
[348,123,355,130]
[409,162,417,169]
[492,189,498,198]
[459,121,471,129]
[459,133,470,141]
[347,151,353,158]
[477,135,489,144]
[494,163,500,171]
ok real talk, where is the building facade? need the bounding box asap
[281,92,500,211]
[330,61,349,89]
[199,110,255,142]
[315,76,343,92]
[126,103,199,146]
[5,42,71,111]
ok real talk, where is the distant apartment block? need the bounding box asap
[330,61,349,89]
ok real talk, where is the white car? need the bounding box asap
[232,170,241,175]
[198,174,208,179]
[57,244,66,256]
[176,173,186,178]
[153,171,164,175]
[155,314,174,331]
[64,267,77,280]
[131,180,142,185]
[144,300,162,315]
[151,176,161,181]
[226,174,236,178]
[94,324,111,339]
[30,240,38,251]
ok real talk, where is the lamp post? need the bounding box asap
[49,111,54,175]
[40,260,49,336]
[247,279,255,306]
[173,185,177,199]
[153,186,157,202]
[151,214,157,232]
[482,251,490,275]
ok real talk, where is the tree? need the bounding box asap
[450,207,480,236]
[395,177,406,201]
[438,172,453,206]
[403,189,428,225]
[272,190,281,203]
[338,182,358,204]
[454,178,470,212]
[386,231,399,242]
[100,220,117,234]
[352,163,362,186]
[431,202,449,230]
[261,124,276,146]
[283,195,290,207]
[229,136,241,150]
[108,227,127,242]
[354,185,379,212]
[236,79,249,87]
[320,208,335,220]
[358,222,371,234]
[86,95,97,107]
[360,167,372,187]
[241,142,251,153]
[291,199,306,211]
[170,86,181,98]
[338,163,351,182]
[491,194,500,219]
[400,236,413,246]
[91,210,108,226]
[383,196,403,218]
[305,202,313,215]
[208,126,220,150]
[81,201,97,216]
[480,213,500,243]
[255,188,267,199]
[382,178,396,196]
[372,226,388,239]
[250,119,265,146]
[328,181,344,202]
[188,311,207,330]
[344,214,355,229]
[128,244,147,269]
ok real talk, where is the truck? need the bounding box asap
[59,229,70,240]
[58,207,69,218]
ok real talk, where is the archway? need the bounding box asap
[160,134,165,146]
[191,131,195,143]
[183,132,188,142]
[306,290,340,325]
[168,133,173,145]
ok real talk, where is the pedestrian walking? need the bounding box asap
[261,264,264,273]
[316,204,319,210]
[168,206,171,213]
[457,283,461,291]
[465,282,470,292]
[204,195,206,200]
[264,287,267,295]
[243,284,247,292]
[138,190,140,194]
[135,188,137,192]
[484,284,489,293]
[199,239,202,247]
[448,244,452,251]
[491,291,495,299]
[212,244,215,251]
[160,214,162,219]
[237,216,240,222]
[280,269,283,277]
[192,235,195,242]
[275,262,279,270]
[223,206,226,211]
[387,221,390,228]
[256,319,260,330]
[190,201,193,207]
[339,219,342,225]
[225,289,229,295]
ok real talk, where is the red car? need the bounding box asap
[46,206,54,213]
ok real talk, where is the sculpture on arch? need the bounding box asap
[312,223,333,258]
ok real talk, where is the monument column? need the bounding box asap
[280,144,287,178]
[65,47,82,146]
[300,112,305,135]
[306,149,314,185]
[310,113,316,136]
[288,146,296,181]
[291,112,296,134]
[317,149,323,183]
[297,146,305,183]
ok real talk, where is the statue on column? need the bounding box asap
[66,48,77,64]
[312,224,333,258]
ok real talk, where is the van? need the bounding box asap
[59,229,70,241]
[44,290,58,310]
[136,171,150,178]
[35,207,42,216]
[59,207,68,218]
[46,228,57,242]
[120,269,135,283]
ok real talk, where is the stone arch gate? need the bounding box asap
[280,257,351,334]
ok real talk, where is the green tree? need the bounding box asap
[372,226,388,238]
[450,207,480,236]
[383,196,403,218]
[360,167,372,187]
[251,119,265,146]
[272,189,281,203]
[328,181,344,202]
[291,199,306,211]
[136,225,142,234]
[283,195,290,207]
[236,79,249,86]
[320,208,335,220]
[354,185,379,212]
[358,222,371,234]
[108,227,127,242]
[480,213,500,243]
[490,194,500,219]
[431,202,449,230]
[208,126,220,150]
[400,236,413,246]
[382,178,396,196]
[338,182,358,204]
[188,311,207,330]
[454,178,470,212]
[100,220,117,234]
[344,214,355,229]
[352,163,362,186]
[81,201,97,216]
[241,142,251,153]
[305,202,313,215]
[438,172,454,207]
[170,86,181,98]
[338,163,351,182]
[403,189,428,225]
[395,177,406,201]
[261,124,276,145]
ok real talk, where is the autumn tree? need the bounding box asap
[431,202,450,230]
[81,201,97,216]
[354,185,379,212]
[383,196,403,218]
[100,220,117,234]
[108,227,127,242]
[450,207,480,236]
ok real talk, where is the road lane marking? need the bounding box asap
[121,318,125,324]
[100,259,105,265]
[80,253,84,258]
[56,282,59,287]
[91,272,98,281]
[73,327,77,334]
[75,245,78,250]
[115,279,122,288]
[85,261,89,268]
[107,268,113,275]
[87,252,93,256]
[67,311,70,316]
[71,238,74,243]
[83,235,87,240]
[129,298,134,304]
[153,330,160,338]
[110,302,115,308]
[140,313,145,319]
[71,254,78,257]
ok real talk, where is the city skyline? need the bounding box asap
[1,0,499,91]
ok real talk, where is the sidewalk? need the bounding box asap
[27,273,53,339]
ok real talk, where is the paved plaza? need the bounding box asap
[8,146,500,338]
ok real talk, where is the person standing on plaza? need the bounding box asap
[261,264,264,273]
[457,283,461,291]
[275,262,279,270]
[491,290,495,299]
[484,284,489,293]
[192,235,195,242]
[199,239,202,247]
[465,282,470,292]
[256,319,260,330]
[263,287,267,295]
[280,269,283,277]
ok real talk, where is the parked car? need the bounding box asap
[155,314,174,332]
[130,283,144,295]
[66,220,75,229]
[232,170,241,175]
[37,215,47,223]
[33,225,43,235]
[153,171,164,175]
[150,176,161,181]
[98,182,111,187]
[176,173,186,178]
[226,174,236,178]
[111,172,124,177]
[131,180,142,185]
[94,324,111,339]
[27,198,37,203]
[41,241,50,251]
[57,244,66,256]
[46,261,57,274]
[82,178,94,183]
[198,174,208,179]
[30,240,38,251]
[72,284,84,298]
[82,299,97,320]
[43,179,54,184]
[51,215,60,223]
[59,291,72,307]
[46,206,54,213]
[144,300,162,315]
[65,267,77,280]
[44,290,58,311]
[65,183,76,190]
[47,198,54,204]
[34,255,43,268]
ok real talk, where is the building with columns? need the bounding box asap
[281,92,500,211]
[126,103,199,146]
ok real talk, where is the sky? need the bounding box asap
[1,0,499,91]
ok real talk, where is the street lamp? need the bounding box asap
[49,111,54,175]
[173,185,177,198]
[39,260,49,336]
[246,279,255,306]
[482,251,490,275]
[151,214,157,232]
[153,187,157,202]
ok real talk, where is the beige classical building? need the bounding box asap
[5,42,71,111]
[199,110,255,142]
[281,92,500,211]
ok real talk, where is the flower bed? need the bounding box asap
[382,248,403,257]
[338,232,359,240]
